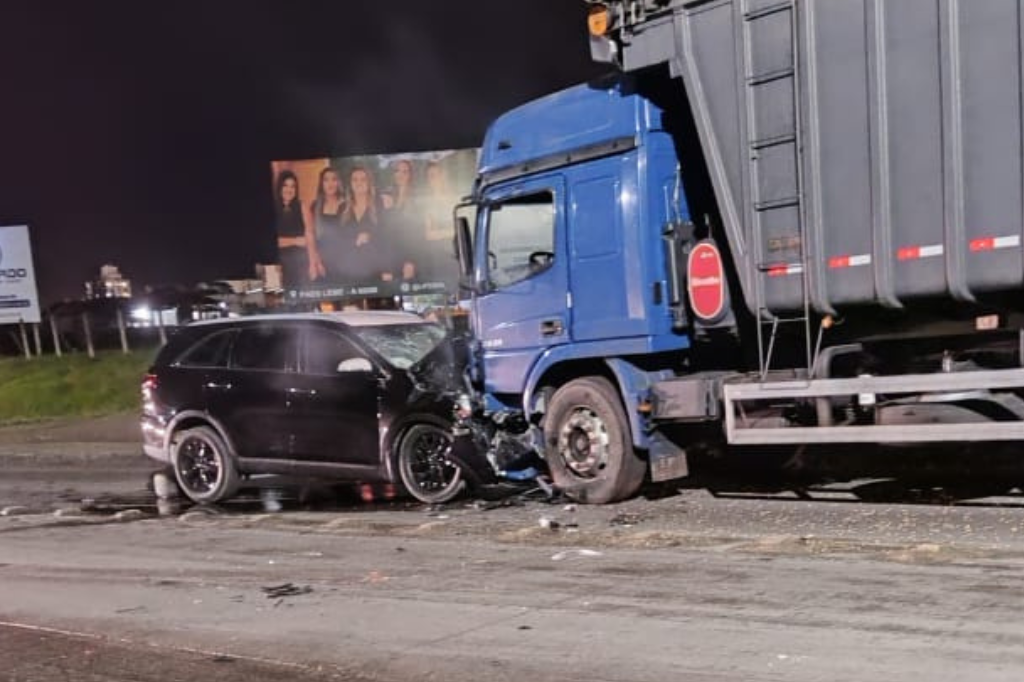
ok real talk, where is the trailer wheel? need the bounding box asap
[543,377,646,504]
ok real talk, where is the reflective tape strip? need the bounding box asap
[897,244,944,260]
[828,254,872,269]
[969,234,1021,252]
[766,264,804,277]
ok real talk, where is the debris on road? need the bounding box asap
[152,472,179,500]
[113,509,146,522]
[261,583,313,598]
[114,606,147,614]
[361,571,389,584]
[260,488,283,513]
[472,497,524,511]
[609,512,645,528]
[551,549,603,561]
[178,507,224,523]
[538,516,560,530]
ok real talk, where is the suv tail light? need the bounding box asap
[141,373,160,415]
[141,373,158,391]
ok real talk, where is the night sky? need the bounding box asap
[0,1,605,306]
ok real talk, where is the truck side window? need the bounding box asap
[486,191,555,288]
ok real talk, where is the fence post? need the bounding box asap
[50,315,62,358]
[82,311,95,359]
[116,307,130,354]
[156,308,167,346]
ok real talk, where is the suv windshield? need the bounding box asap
[351,322,447,369]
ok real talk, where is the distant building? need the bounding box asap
[85,264,132,299]
[197,277,262,316]
[256,263,283,293]
[195,264,284,316]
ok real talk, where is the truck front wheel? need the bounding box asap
[543,377,646,504]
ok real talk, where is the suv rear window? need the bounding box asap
[175,329,235,368]
[231,326,298,372]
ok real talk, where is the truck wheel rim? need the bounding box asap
[557,408,610,479]
[178,438,220,495]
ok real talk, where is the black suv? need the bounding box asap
[141,311,466,505]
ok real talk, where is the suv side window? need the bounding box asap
[231,325,299,372]
[486,191,555,289]
[303,327,369,376]
[174,329,235,368]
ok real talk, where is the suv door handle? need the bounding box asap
[287,387,318,397]
[540,319,564,337]
[204,381,233,391]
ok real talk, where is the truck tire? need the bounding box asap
[171,426,240,505]
[543,377,646,504]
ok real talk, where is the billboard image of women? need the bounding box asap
[270,148,477,302]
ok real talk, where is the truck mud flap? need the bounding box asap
[648,431,689,482]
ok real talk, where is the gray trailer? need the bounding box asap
[593,0,1024,316]
[588,1,1024,446]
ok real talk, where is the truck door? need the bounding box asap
[474,177,568,394]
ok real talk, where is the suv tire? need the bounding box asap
[397,423,464,504]
[171,426,240,504]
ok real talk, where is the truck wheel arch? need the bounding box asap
[524,356,657,452]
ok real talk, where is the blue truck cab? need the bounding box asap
[460,77,695,503]
[455,1,1024,505]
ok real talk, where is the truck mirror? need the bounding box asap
[454,214,474,284]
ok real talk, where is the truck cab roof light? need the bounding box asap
[588,4,611,36]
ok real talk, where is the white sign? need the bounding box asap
[0,225,41,324]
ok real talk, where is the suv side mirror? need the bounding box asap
[336,357,373,373]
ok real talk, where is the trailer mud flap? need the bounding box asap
[648,431,689,482]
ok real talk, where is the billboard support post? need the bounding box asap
[18,319,30,359]
[32,323,41,356]
[156,309,167,346]
[49,314,62,358]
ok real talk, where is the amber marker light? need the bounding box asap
[588,4,611,36]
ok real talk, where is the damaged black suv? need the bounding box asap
[141,311,466,505]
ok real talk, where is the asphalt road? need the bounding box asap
[2,414,1024,681]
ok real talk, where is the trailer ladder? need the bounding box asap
[741,0,814,381]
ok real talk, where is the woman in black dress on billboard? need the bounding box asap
[273,170,309,289]
[382,158,420,281]
[305,165,345,281]
[318,165,393,285]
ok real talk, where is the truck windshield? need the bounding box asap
[485,191,555,289]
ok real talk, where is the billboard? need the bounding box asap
[0,225,41,324]
[270,148,478,303]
